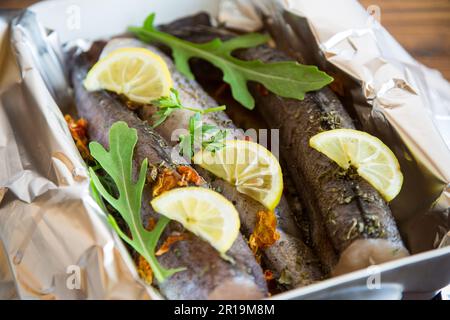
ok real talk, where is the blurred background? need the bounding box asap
[1,0,449,80]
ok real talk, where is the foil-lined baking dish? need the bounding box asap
[0,0,448,299]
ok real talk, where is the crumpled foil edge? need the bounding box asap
[0,10,160,300]
[219,0,450,252]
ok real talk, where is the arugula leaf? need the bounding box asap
[151,88,226,127]
[179,113,227,158]
[89,121,184,283]
[130,13,334,109]
[90,179,108,213]
[90,162,119,198]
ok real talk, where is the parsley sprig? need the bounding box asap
[179,113,228,158]
[151,88,228,158]
[151,88,225,128]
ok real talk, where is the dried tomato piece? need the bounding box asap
[177,165,204,186]
[64,114,91,161]
[155,233,186,256]
[152,168,179,196]
[248,210,280,260]
[137,255,153,285]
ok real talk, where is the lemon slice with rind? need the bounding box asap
[151,187,240,253]
[193,140,283,210]
[84,47,172,103]
[309,129,403,201]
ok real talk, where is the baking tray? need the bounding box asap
[6,0,450,299]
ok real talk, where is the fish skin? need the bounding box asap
[99,37,324,287]
[158,14,409,274]
[70,50,268,299]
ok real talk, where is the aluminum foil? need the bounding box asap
[219,0,450,253]
[0,0,449,300]
[0,10,158,300]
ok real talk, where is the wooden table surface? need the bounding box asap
[359,0,450,80]
[2,0,450,80]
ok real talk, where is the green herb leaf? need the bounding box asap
[151,88,182,128]
[130,13,334,109]
[151,88,226,127]
[179,113,227,158]
[89,121,184,283]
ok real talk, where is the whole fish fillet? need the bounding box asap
[69,47,268,299]
[99,37,324,288]
[157,13,409,275]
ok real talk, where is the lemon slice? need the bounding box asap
[151,187,240,253]
[309,129,403,201]
[83,47,172,103]
[193,140,283,210]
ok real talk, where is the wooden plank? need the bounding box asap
[0,0,39,8]
[359,0,450,79]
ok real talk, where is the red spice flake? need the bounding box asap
[155,233,186,256]
[264,269,279,296]
[244,136,252,142]
[64,114,91,161]
[264,269,274,281]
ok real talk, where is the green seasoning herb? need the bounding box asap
[277,269,293,286]
[130,13,333,109]
[363,214,384,238]
[149,88,228,158]
[151,88,225,128]
[179,113,228,158]
[89,121,185,282]
[320,111,342,130]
